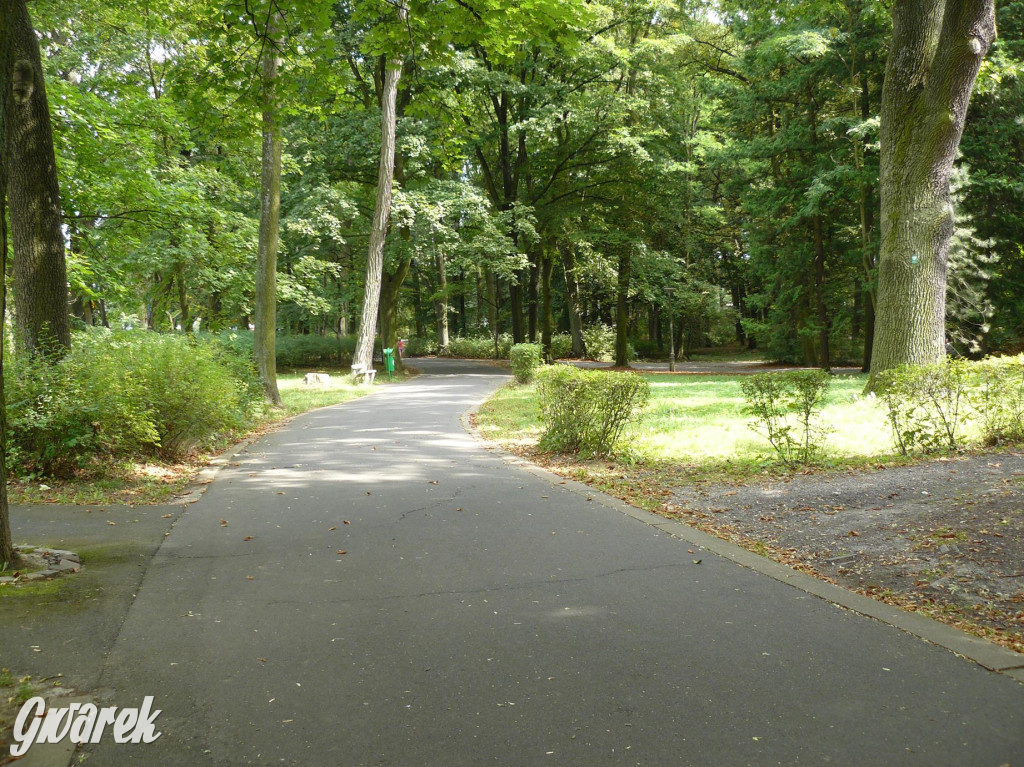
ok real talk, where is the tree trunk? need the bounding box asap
[813,215,831,371]
[0,119,19,569]
[353,35,405,371]
[254,18,282,405]
[1,0,70,356]
[432,232,449,349]
[559,240,586,357]
[540,251,553,362]
[509,278,525,344]
[379,256,411,369]
[527,249,539,343]
[614,248,631,367]
[870,0,996,378]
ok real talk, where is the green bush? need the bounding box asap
[969,355,1024,445]
[536,366,650,456]
[741,370,832,464]
[274,334,355,368]
[404,337,438,357]
[442,334,514,359]
[582,324,615,361]
[874,360,970,454]
[5,330,263,475]
[510,344,544,383]
[209,330,355,369]
[549,333,575,360]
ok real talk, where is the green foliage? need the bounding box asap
[581,325,615,362]
[4,331,263,475]
[873,361,971,454]
[535,366,650,457]
[211,331,356,369]
[549,333,575,360]
[442,335,514,359]
[510,343,544,383]
[970,355,1024,445]
[740,370,832,465]
[403,337,439,357]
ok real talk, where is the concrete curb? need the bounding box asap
[460,396,1024,685]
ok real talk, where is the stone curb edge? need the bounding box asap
[459,394,1024,685]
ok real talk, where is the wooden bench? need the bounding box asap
[351,364,376,385]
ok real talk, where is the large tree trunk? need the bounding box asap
[614,248,631,367]
[379,256,411,369]
[1,0,70,356]
[509,278,525,344]
[254,19,282,405]
[353,39,405,372]
[432,236,449,349]
[870,0,996,378]
[0,127,19,570]
[559,240,586,357]
[540,250,554,362]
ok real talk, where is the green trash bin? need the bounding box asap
[383,348,395,380]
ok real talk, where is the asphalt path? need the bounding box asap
[83,359,1024,766]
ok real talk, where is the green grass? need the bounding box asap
[476,372,943,473]
[276,371,385,416]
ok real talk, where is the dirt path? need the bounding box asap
[663,451,1024,652]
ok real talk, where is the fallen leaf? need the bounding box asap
[328,526,337,531]
[258,658,267,663]
[161,514,173,519]
[848,530,860,537]
[692,559,702,565]
[343,520,351,525]
[366,491,371,496]
[337,550,347,555]
[246,575,254,580]
[243,536,254,542]
[276,492,285,496]
[429,480,439,485]
[220,519,229,526]
[107,521,116,526]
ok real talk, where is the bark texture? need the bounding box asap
[870,0,996,377]
[0,125,17,569]
[254,21,282,405]
[353,40,405,371]
[1,0,70,356]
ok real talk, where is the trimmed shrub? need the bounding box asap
[510,343,544,383]
[741,369,831,464]
[874,360,970,454]
[536,366,650,456]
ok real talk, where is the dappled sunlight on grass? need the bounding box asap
[476,371,915,470]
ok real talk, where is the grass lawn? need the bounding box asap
[8,369,405,507]
[475,371,967,476]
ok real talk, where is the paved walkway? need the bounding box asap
[7,359,1024,765]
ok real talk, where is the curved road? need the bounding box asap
[88,359,1024,765]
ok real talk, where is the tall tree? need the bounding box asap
[1,0,70,355]
[0,117,16,569]
[870,0,996,375]
[352,4,407,372]
[255,10,283,405]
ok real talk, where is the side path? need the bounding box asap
[86,359,1024,766]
